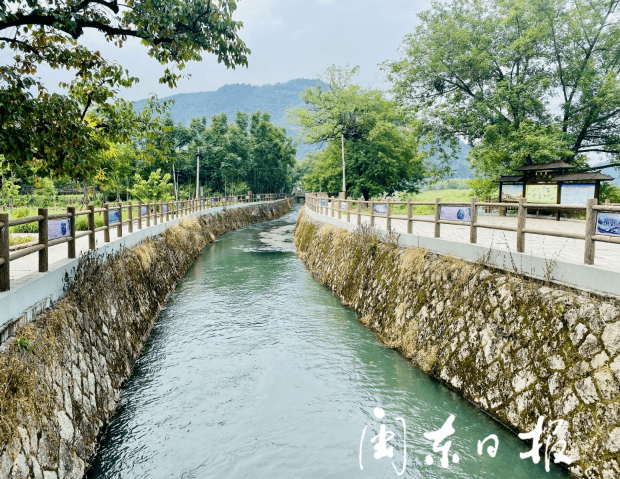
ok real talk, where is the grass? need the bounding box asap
[9,235,35,246]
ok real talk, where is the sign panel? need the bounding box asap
[526,184,557,204]
[501,184,524,203]
[560,184,596,205]
[200,186,204,197]
[201,199,205,206]
[140,206,148,216]
[257,195,261,199]
[190,201,194,207]
[373,204,387,214]
[163,204,168,213]
[48,219,70,240]
[246,195,250,200]
[108,209,120,224]
[440,206,471,222]
[597,212,620,237]
[320,199,326,207]
[340,202,348,210]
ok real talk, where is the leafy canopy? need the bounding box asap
[384,0,620,183]
[290,65,426,199]
[0,0,250,180]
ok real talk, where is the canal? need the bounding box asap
[86,205,569,478]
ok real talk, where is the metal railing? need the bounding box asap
[0,193,289,292]
[305,193,620,266]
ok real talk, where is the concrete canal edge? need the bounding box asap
[0,199,292,479]
[295,207,620,479]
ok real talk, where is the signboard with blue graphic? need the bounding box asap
[340,202,347,210]
[109,209,120,224]
[560,184,595,205]
[440,206,471,222]
[140,206,148,216]
[48,219,71,240]
[373,204,387,214]
[163,204,168,213]
[321,199,326,207]
[597,212,620,237]
[501,184,524,203]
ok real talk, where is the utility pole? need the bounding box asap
[195,148,200,199]
[341,134,346,195]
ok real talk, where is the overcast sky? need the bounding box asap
[31,0,432,101]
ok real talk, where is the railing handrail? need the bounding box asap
[305,192,618,266]
[0,193,293,292]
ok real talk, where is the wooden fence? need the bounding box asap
[0,193,288,292]
[305,193,620,266]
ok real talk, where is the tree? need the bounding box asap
[129,169,173,201]
[290,65,426,199]
[384,0,620,180]
[0,0,249,179]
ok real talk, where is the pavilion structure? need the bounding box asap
[498,158,613,208]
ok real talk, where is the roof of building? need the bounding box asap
[551,172,614,182]
[513,161,574,171]
[499,175,524,183]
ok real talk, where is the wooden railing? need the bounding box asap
[0,193,289,292]
[305,193,620,266]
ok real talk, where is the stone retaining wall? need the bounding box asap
[0,199,292,479]
[295,208,620,479]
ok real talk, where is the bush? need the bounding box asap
[9,207,38,233]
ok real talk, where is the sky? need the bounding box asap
[31,0,432,101]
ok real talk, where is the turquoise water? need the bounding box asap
[86,206,569,479]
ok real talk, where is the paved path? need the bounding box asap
[321,205,620,273]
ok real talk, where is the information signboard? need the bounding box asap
[340,202,347,210]
[440,206,471,222]
[163,204,168,213]
[48,219,71,240]
[373,204,387,214]
[140,206,148,216]
[320,199,326,207]
[597,212,620,237]
[501,184,524,203]
[526,184,557,204]
[560,184,595,205]
[109,209,120,224]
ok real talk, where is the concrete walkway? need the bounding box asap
[323,207,620,273]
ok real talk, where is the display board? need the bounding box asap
[340,202,347,210]
[108,209,120,224]
[501,184,524,203]
[140,206,148,216]
[373,204,387,214]
[163,204,168,213]
[440,206,471,222]
[526,184,557,204]
[597,213,620,237]
[48,219,71,240]
[560,184,596,205]
[320,199,326,207]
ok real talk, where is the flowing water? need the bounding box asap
[86,206,569,479]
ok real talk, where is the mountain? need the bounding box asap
[134,79,328,159]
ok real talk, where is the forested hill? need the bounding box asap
[134,79,327,158]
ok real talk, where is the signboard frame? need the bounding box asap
[48,219,71,241]
[373,204,387,215]
[526,184,558,204]
[596,212,620,237]
[108,209,121,224]
[440,206,471,222]
[501,184,524,203]
[560,183,596,205]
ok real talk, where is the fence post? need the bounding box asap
[370,200,375,227]
[338,199,342,220]
[0,214,10,291]
[584,198,598,265]
[128,201,133,233]
[160,201,164,222]
[166,202,170,222]
[88,205,95,250]
[470,197,478,244]
[38,208,49,272]
[137,201,143,229]
[146,201,151,227]
[153,202,158,225]
[104,203,110,242]
[386,198,391,231]
[68,206,76,258]
[347,200,351,222]
[357,200,361,226]
[117,202,123,237]
[517,197,526,253]
[330,197,334,217]
[434,198,441,238]
[407,198,413,234]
